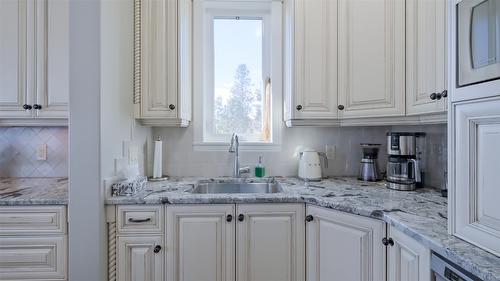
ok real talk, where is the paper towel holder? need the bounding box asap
[148,136,169,182]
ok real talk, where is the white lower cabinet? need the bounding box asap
[0,206,67,281]
[387,226,430,281]
[165,203,304,281]
[117,235,164,281]
[305,205,386,281]
[236,204,305,281]
[166,204,235,281]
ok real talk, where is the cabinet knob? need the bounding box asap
[430,93,437,100]
[441,90,448,98]
[296,105,303,111]
[23,104,32,110]
[338,105,344,110]
[238,214,244,222]
[153,245,162,253]
[33,104,42,110]
[305,215,314,222]
[169,104,175,110]
[436,93,442,100]
[382,237,394,246]
[226,214,233,222]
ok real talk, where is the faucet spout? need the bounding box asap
[229,133,248,178]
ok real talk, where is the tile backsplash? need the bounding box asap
[0,127,68,177]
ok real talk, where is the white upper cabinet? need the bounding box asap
[306,205,386,281]
[236,204,304,281]
[406,0,447,115]
[134,0,192,127]
[0,0,68,125]
[284,0,338,124]
[387,226,430,281]
[337,0,405,119]
[0,0,32,118]
[35,0,70,119]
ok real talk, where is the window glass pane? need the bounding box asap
[213,17,267,141]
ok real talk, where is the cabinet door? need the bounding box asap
[0,0,33,118]
[35,0,69,118]
[236,204,304,281]
[166,204,235,281]
[387,227,430,281]
[138,0,178,119]
[284,0,338,121]
[338,0,405,118]
[406,0,447,115]
[306,205,385,281]
[117,235,164,281]
[451,97,500,256]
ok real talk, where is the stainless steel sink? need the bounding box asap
[191,182,283,194]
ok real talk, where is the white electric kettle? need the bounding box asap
[298,149,328,181]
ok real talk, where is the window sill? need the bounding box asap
[193,142,282,152]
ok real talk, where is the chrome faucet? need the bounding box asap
[229,133,251,178]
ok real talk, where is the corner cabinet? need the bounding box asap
[387,226,431,281]
[0,0,69,126]
[337,0,405,119]
[133,0,192,127]
[405,0,447,116]
[305,205,386,281]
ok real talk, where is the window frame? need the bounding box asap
[192,0,282,151]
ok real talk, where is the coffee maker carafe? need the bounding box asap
[386,132,424,191]
[358,144,381,181]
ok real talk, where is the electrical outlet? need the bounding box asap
[325,144,336,159]
[36,144,47,161]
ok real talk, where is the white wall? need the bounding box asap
[68,0,105,280]
[101,0,152,180]
[154,124,447,189]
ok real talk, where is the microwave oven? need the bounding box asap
[457,0,500,87]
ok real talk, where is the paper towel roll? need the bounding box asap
[153,138,162,178]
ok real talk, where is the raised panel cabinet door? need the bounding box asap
[306,205,385,281]
[0,0,33,118]
[0,236,67,280]
[451,97,500,256]
[338,0,405,118]
[236,204,305,281]
[284,0,338,120]
[406,0,447,115]
[166,204,235,281]
[35,0,69,118]
[139,0,178,119]
[387,227,430,281]
[117,235,164,281]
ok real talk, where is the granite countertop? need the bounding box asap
[0,177,68,205]
[107,176,500,281]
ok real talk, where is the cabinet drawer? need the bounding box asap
[0,236,67,280]
[0,206,66,235]
[117,205,164,234]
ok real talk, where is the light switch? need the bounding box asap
[37,144,47,161]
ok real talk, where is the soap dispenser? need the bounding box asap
[255,156,265,177]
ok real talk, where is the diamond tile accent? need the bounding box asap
[0,127,68,177]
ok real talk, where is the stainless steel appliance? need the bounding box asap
[386,132,423,191]
[457,0,500,87]
[431,253,481,281]
[358,143,380,181]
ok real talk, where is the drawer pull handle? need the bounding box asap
[128,217,152,223]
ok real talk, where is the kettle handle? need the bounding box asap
[409,159,421,183]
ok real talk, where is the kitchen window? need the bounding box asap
[193,0,282,150]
